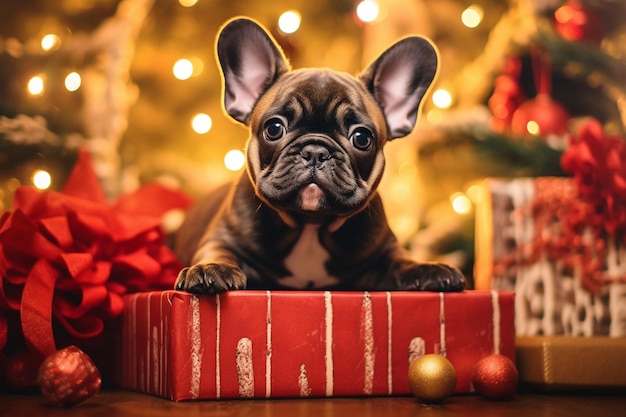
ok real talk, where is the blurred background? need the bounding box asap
[1,0,625,285]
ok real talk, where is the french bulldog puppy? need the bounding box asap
[174,17,465,294]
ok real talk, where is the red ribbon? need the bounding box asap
[561,119,626,235]
[0,150,193,357]
[20,260,59,358]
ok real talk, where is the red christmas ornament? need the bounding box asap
[471,354,518,400]
[510,45,570,139]
[554,0,605,44]
[489,56,526,132]
[38,346,102,406]
[510,93,570,138]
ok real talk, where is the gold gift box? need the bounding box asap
[516,336,626,390]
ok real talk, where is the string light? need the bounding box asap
[526,121,540,135]
[432,88,453,109]
[461,5,483,28]
[41,34,61,51]
[178,0,198,7]
[65,72,81,92]
[191,113,212,134]
[173,58,194,80]
[356,0,380,23]
[278,11,301,34]
[32,169,52,190]
[224,149,245,171]
[27,75,45,96]
[450,192,472,215]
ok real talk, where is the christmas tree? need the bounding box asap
[409,0,626,286]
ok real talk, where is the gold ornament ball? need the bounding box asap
[408,354,457,403]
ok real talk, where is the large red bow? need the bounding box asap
[561,119,626,235]
[0,150,192,359]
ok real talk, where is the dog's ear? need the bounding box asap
[359,37,438,140]
[216,18,290,124]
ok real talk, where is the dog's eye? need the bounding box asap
[350,127,373,151]
[263,118,286,141]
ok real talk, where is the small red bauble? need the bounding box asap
[38,346,102,407]
[471,354,518,400]
[510,94,570,138]
[554,0,605,44]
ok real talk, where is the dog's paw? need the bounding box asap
[397,262,466,292]
[175,263,246,295]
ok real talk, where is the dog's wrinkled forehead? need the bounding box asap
[258,69,384,136]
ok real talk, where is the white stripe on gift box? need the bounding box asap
[408,337,426,365]
[236,338,254,397]
[298,364,311,396]
[265,290,272,398]
[492,290,501,355]
[363,292,374,395]
[324,291,334,397]
[190,295,202,399]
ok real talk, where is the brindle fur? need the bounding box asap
[174,18,466,294]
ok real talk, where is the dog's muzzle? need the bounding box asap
[300,144,332,169]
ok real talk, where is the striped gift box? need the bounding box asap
[115,290,515,401]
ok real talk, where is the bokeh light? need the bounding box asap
[32,169,52,190]
[526,121,540,135]
[27,75,45,95]
[461,5,483,28]
[191,113,212,134]
[224,149,245,171]
[451,192,472,214]
[173,58,194,80]
[356,0,380,23]
[64,72,81,92]
[278,10,301,34]
[432,89,453,109]
[41,34,60,51]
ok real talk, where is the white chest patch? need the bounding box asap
[282,224,340,289]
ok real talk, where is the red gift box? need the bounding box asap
[115,290,514,401]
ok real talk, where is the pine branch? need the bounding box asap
[537,31,626,93]
[471,128,566,178]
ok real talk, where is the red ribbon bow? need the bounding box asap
[0,150,192,359]
[561,118,626,235]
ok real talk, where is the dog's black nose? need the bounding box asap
[300,144,331,168]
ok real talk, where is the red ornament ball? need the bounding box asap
[38,346,102,407]
[554,0,605,44]
[510,94,570,138]
[408,354,457,403]
[471,354,518,400]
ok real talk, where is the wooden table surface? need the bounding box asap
[1,389,625,416]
